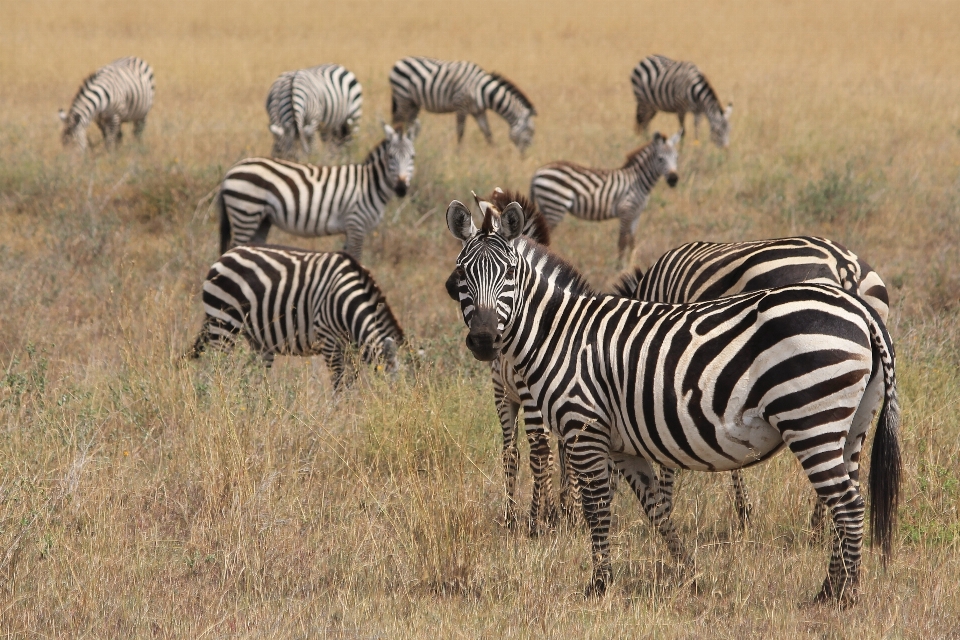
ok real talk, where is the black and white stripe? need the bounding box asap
[446,202,900,603]
[59,56,155,151]
[390,56,536,152]
[266,64,363,159]
[529,132,681,266]
[630,54,732,147]
[217,123,418,260]
[188,245,403,390]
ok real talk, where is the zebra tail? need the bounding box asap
[218,189,231,255]
[867,314,901,564]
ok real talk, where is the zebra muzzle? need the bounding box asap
[466,313,500,361]
[667,172,679,187]
[394,180,408,198]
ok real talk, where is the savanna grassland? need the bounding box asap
[2,1,960,637]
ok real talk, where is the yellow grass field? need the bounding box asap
[2,0,959,636]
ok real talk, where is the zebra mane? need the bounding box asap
[362,136,390,164]
[335,252,405,344]
[610,267,644,298]
[622,136,664,167]
[488,72,536,113]
[488,188,550,246]
[517,238,596,297]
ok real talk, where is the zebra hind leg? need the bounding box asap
[730,470,753,529]
[474,111,494,144]
[250,217,273,245]
[455,112,467,144]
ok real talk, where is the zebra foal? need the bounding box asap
[390,56,536,152]
[446,201,900,604]
[188,245,403,390]
[266,64,363,159]
[530,132,680,267]
[59,56,155,151]
[218,122,418,261]
[630,54,732,147]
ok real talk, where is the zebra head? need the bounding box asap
[509,110,536,154]
[382,121,419,197]
[59,108,87,150]
[653,131,681,187]
[710,103,733,148]
[446,198,525,361]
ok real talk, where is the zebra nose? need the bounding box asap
[465,331,498,361]
[666,172,679,187]
[394,179,408,197]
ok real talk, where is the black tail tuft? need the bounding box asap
[868,320,901,564]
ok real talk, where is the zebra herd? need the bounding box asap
[58,53,901,606]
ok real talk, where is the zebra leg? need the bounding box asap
[693,113,702,141]
[635,103,656,133]
[617,213,640,268]
[810,497,829,542]
[455,112,467,144]
[343,220,367,261]
[491,362,522,528]
[250,217,273,245]
[730,470,753,529]
[677,111,687,140]
[564,423,614,596]
[474,111,494,144]
[133,118,147,140]
[519,387,558,534]
[658,466,677,520]
[613,454,690,572]
[557,436,582,523]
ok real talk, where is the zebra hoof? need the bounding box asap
[812,578,858,608]
[583,569,610,598]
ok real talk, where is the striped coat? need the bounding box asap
[188,245,403,390]
[59,57,155,151]
[266,64,363,158]
[630,54,732,147]
[390,56,536,152]
[218,123,418,260]
[446,203,900,603]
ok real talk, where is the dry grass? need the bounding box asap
[2,0,960,637]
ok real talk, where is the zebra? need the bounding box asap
[266,64,363,159]
[187,245,403,391]
[59,56,155,151]
[446,201,900,603]
[389,56,536,152]
[630,54,733,148]
[443,188,556,531]
[217,122,418,261]
[529,132,681,267]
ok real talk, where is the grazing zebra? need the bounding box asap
[630,54,732,148]
[443,188,556,530]
[218,122,418,260]
[390,56,536,152]
[187,245,403,390]
[59,56,155,151]
[529,132,681,267]
[446,201,900,603]
[266,64,363,159]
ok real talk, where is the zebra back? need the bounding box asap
[635,236,890,323]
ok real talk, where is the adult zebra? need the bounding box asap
[630,54,732,148]
[529,132,681,267]
[266,64,363,159]
[389,56,536,152]
[446,201,900,603]
[218,122,418,261]
[59,56,155,151]
[443,188,555,530]
[187,245,403,390]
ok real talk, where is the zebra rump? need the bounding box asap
[266,64,363,158]
[188,245,403,390]
[59,56,155,151]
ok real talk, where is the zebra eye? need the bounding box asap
[455,267,465,280]
[505,266,516,278]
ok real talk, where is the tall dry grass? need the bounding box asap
[1,0,959,636]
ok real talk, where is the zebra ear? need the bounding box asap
[499,202,525,241]
[269,124,284,136]
[724,103,734,120]
[58,109,68,122]
[652,131,665,143]
[668,131,682,147]
[446,200,477,242]
[382,122,398,140]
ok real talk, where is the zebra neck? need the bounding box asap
[481,78,526,125]
[363,144,395,203]
[622,153,659,193]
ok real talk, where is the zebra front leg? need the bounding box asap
[343,220,367,262]
[557,437,582,523]
[677,111,687,140]
[133,118,147,141]
[564,424,614,596]
[616,212,641,268]
[519,389,558,534]
[658,466,677,520]
[635,104,656,134]
[474,111,494,144]
[492,363,522,528]
[730,470,753,529]
[456,112,467,144]
[613,454,691,573]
